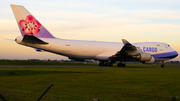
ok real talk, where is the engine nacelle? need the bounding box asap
[144,56,155,64]
[132,52,152,62]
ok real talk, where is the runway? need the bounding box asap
[0,65,180,68]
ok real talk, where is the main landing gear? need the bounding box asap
[117,62,126,67]
[99,61,113,67]
[99,61,126,67]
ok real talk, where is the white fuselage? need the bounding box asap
[15,36,177,61]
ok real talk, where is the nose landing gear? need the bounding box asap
[161,61,166,68]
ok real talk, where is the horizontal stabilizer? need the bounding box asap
[22,35,48,44]
[4,38,15,41]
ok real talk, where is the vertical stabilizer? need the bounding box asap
[11,4,55,38]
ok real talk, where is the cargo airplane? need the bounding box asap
[10,4,178,67]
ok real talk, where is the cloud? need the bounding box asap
[123,0,180,4]
[0,22,17,35]
[40,19,180,41]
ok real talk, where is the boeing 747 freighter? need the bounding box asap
[11,4,178,67]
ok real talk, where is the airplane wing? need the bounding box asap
[116,39,137,55]
[109,39,154,63]
[109,39,139,61]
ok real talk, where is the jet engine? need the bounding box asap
[132,52,155,64]
[144,56,155,64]
[132,53,152,61]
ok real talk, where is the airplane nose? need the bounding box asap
[174,51,179,57]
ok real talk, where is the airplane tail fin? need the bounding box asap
[10,4,55,38]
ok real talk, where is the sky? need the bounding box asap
[1,0,180,60]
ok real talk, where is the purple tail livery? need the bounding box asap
[11,4,55,38]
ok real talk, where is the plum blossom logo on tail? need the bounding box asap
[19,15,41,35]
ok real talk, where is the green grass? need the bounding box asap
[1,60,180,67]
[0,66,180,101]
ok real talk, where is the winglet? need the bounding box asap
[122,39,132,46]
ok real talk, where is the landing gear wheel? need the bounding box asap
[99,61,113,67]
[117,63,121,67]
[122,64,126,67]
[117,63,126,67]
[108,63,113,67]
[99,62,104,66]
[161,64,165,68]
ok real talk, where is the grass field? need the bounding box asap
[0,64,180,101]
